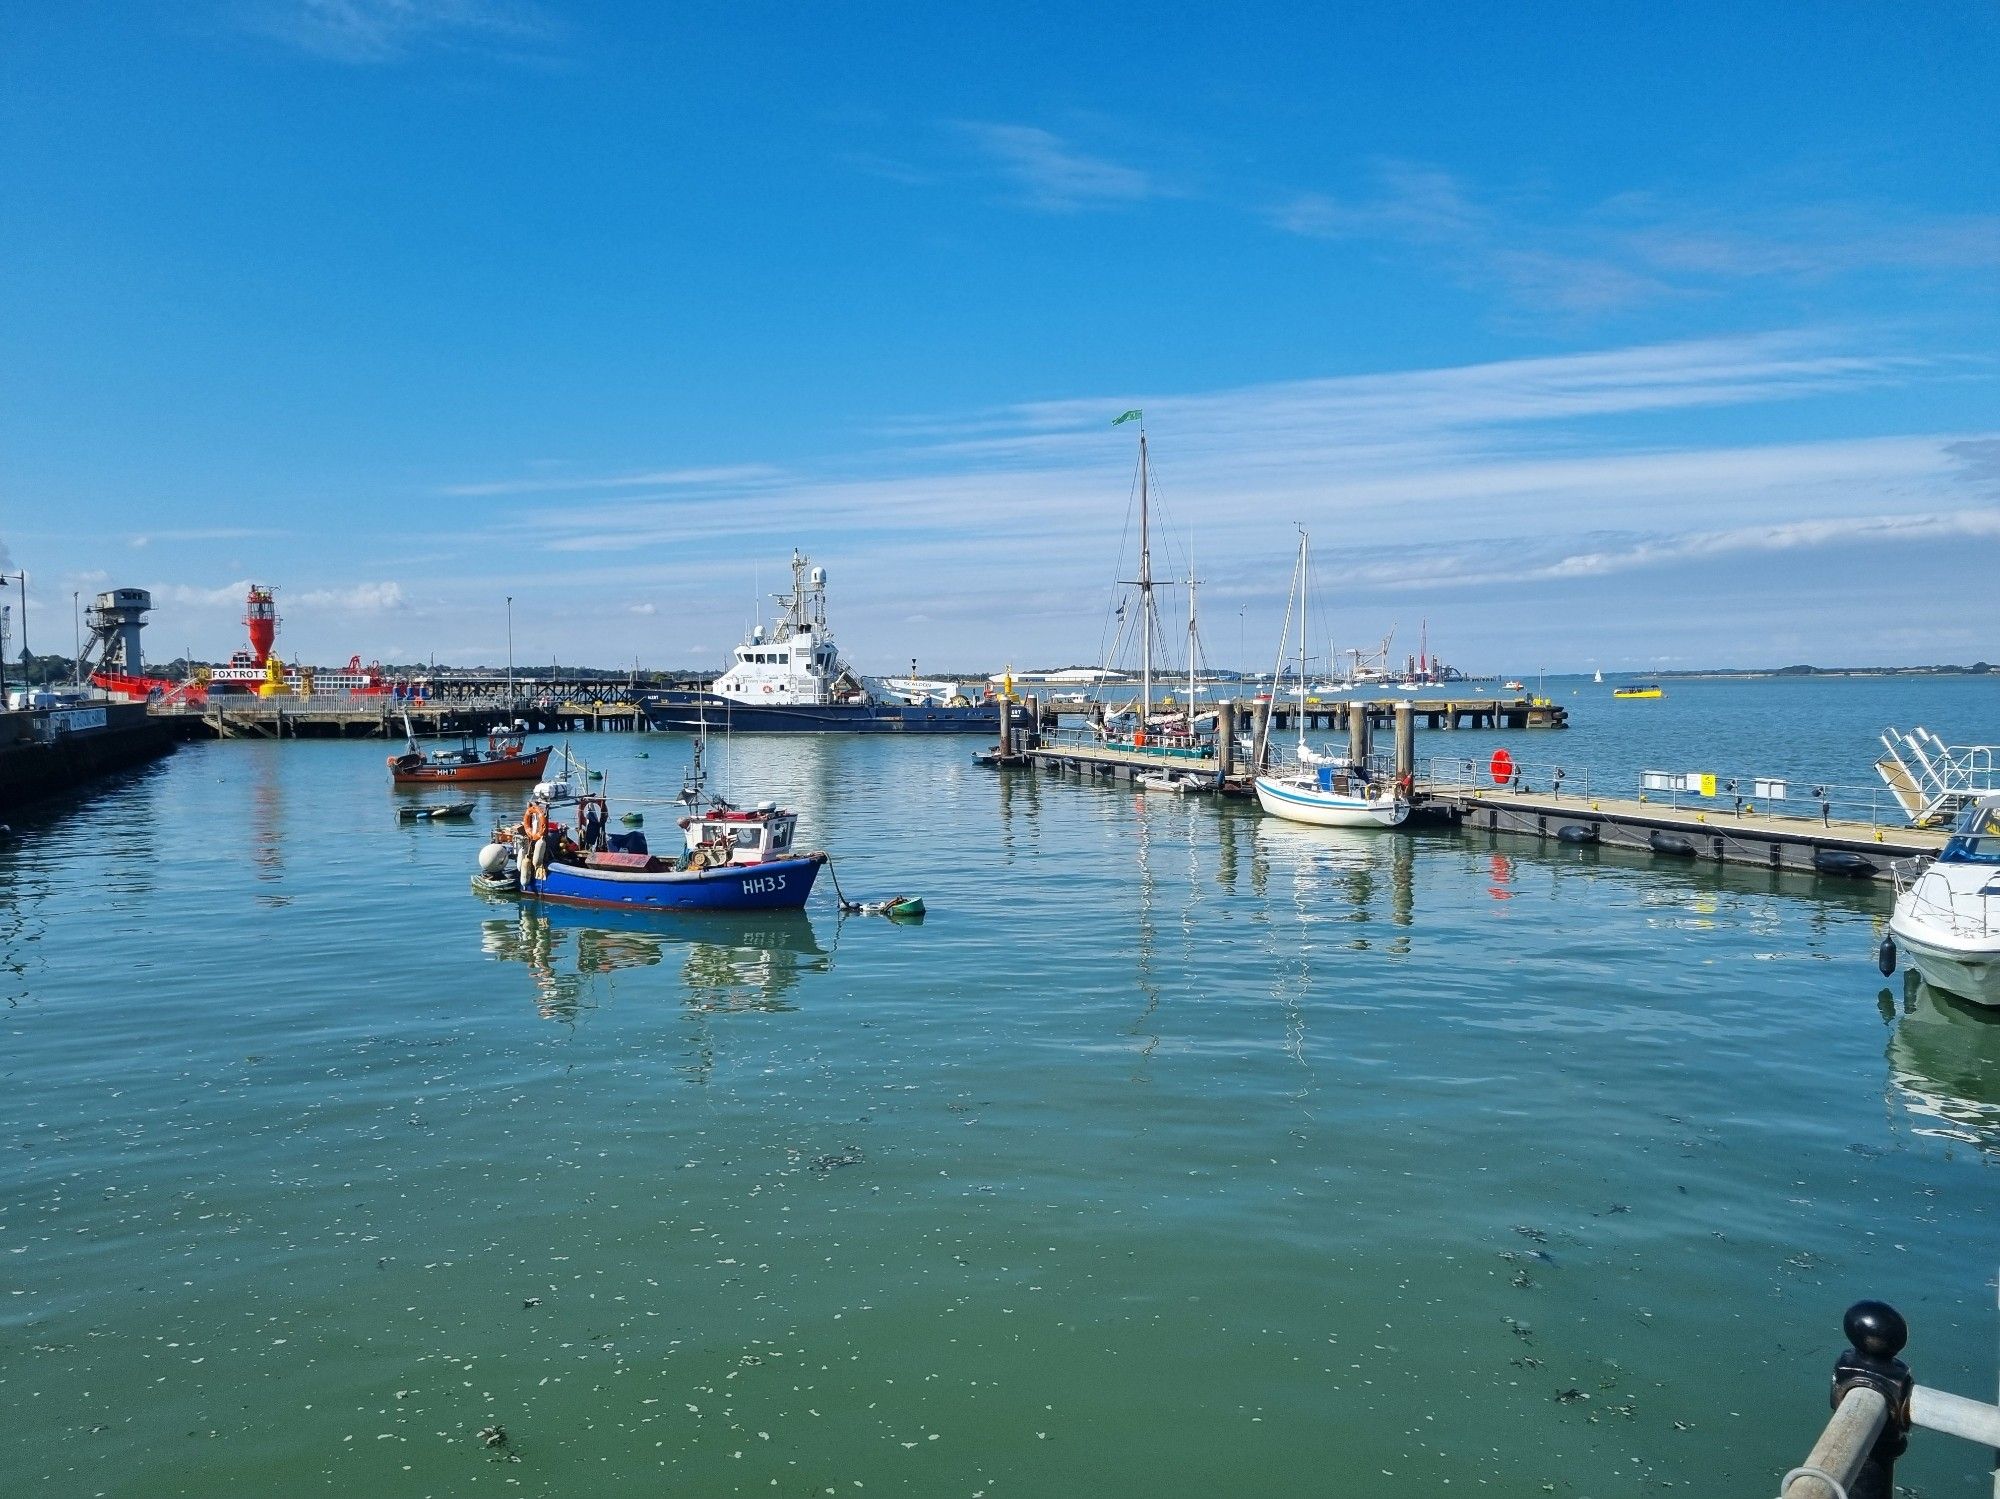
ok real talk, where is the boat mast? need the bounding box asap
[1186,531,1197,724]
[1139,429,1151,725]
[1295,533,1309,755]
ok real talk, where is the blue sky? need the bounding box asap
[2,2,1996,673]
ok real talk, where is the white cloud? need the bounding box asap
[955,122,1158,211]
[297,581,408,612]
[451,328,1994,671]
[239,0,558,64]
[85,330,1997,670]
[1265,161,2000,314]
[438,464,781,497]
[153,580,257,608]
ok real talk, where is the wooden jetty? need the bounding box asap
[158,694,647,740]
[1007,694,1547,787]
[1038,694,1567,732]
[1415,778,1944,879]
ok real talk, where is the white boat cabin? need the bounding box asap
[679,803,799,865]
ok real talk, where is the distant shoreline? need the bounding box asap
[1654,664,1993,681]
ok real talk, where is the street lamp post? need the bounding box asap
[73,591,82,686]
[505,596,515,706]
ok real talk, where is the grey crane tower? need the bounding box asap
[82,589,152,678]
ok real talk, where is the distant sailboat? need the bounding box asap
[1593,668,1604,684]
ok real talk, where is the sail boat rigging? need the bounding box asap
[1252,531,1408,828]
[1116,416,1161,726]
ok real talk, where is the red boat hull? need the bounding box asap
[391,746,553,785]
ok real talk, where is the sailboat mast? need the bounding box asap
[1187,532,1197,719]
[1139,431,1151,724]
[1295,534,1309,751]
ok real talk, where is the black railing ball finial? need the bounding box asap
[1843,1300,1908,1359]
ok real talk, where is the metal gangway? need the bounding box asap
[1875,726,2000,827]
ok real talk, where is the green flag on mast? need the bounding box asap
[1112,409,1142,426]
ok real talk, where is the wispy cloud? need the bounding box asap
[438,464,782,497]
[126,526,278,548]
[1266,161,2000,314]
[954,122,1159,211]
[237,0,559,64]
[463,330,1995,664]
[297,580,408,611]
[99,331,1997,669]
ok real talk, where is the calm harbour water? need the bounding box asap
[4,675,1997,1497]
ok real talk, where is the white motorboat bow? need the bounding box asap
[1886,795,2000,1008]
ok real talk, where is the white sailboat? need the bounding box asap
[1253,533,1408,828]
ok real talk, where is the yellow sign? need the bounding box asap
[1699,773,1716,797]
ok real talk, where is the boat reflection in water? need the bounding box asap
[478,903,829,1021]
[1886,976,2000,1158]
[1250,818,1415,949]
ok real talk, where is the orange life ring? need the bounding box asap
[521,803,548,839]
[762,684,774,694]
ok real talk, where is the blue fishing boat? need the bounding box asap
[476,792,824,912]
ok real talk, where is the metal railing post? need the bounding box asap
[1783,1303,1913,1499]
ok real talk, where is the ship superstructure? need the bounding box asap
[644,552,1001,734]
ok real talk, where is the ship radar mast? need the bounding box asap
[774,550,829,638]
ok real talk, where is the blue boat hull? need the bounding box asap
[644,692,1000,735]
[523,855,824,911]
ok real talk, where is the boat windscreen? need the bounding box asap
[1941,803,2000,863]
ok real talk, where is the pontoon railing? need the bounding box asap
[1876,725,2000,826]
[1413,754,1912,828]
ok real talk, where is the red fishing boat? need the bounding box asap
[389,731,553,785]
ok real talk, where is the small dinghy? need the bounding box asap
[401,801,475,821]
[1138,771,1200,794]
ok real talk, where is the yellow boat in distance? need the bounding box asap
[1613,683,1664,699]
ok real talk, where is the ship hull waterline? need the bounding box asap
[521,855,825,912]
[645,693,1001,735]
[391,746,554,785]
[1253,774,1409,829]
[1886,918,2000,1009]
